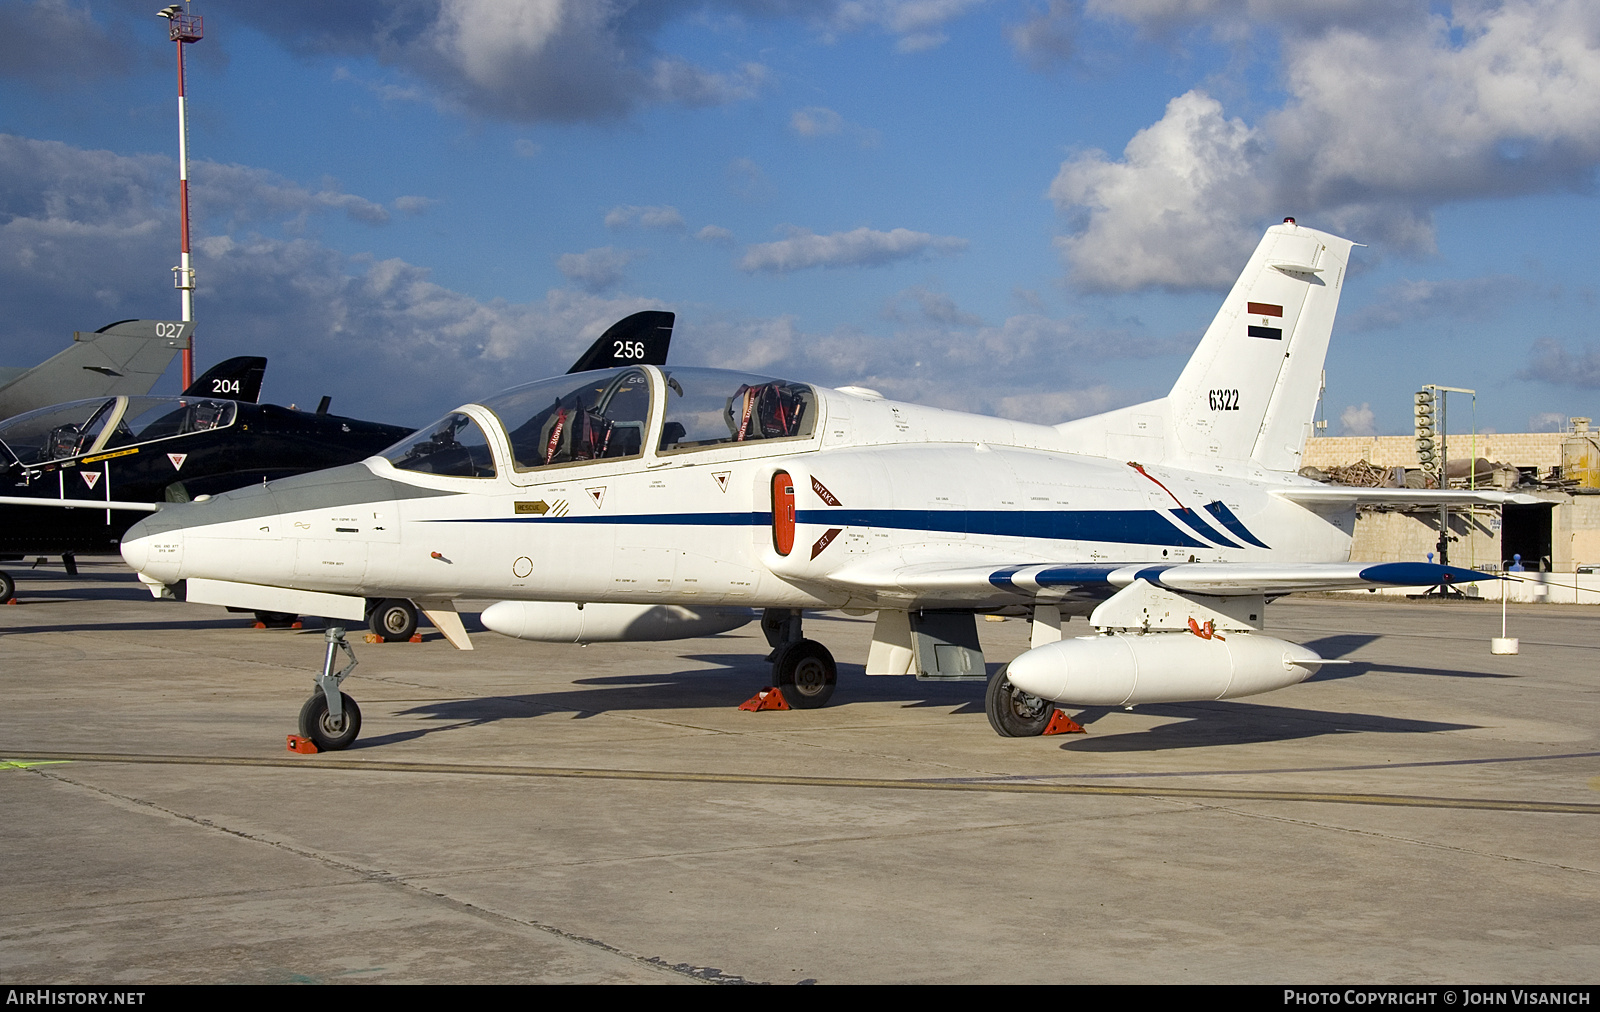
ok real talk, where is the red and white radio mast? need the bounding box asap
[157,3,203,389]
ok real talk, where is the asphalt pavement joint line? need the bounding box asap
[15,764,762,985]
[1210,803,1600,877]
[14,750,1600,815]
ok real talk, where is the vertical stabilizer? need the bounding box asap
[0,319,193,420]
[1167,221,1354,472]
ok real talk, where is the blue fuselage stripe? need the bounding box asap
[436,507,1212,548]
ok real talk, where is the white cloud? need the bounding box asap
[739,226,968,273]
[790,106,881,146]
[1050,91,1265,292]
[1052,1,1600,291]
[828,0,989,53]
[883,286,985,327]
[1340,402,1377,436]
[1349,275,1535,331]
[1527,411,1569,431]
[695,224,736,244]
[604,204,686,230]
[0,0,134,84]
[513,138,542,158]
[1008,0,1075,70]
[1520,338,1600,389]
[556,246,639,291]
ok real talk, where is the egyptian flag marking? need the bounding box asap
[1246,301,1284,341]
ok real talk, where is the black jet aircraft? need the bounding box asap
[0,357,410,602]
[0,309,676,606]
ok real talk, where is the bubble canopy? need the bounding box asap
[382,367,820,477]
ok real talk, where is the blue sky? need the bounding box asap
[1,0,1597,438]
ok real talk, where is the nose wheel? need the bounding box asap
[297,624,363,751]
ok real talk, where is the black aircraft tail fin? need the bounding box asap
[567,311,674,373]
[183,356,267,402]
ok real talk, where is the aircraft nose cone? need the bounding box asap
[120,514,182,584]
[120,531,150,573]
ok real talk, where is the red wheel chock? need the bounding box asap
[739,687,791,711]
[286,734,320,754]
[1042,711,1086,735]
[362,632,424,644]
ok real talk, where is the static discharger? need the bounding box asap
[739,687,791,711]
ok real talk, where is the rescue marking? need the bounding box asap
[167,453,187,471]
[712,472,730,493]
[15,752,1600,815]
[80,472,100,490]
[515,500,549,515]
[81,447,138,465]
[586,487,606,509]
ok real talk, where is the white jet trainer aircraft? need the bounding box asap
[121,220,1531,750]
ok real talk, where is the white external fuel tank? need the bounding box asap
[479,601,755,644]
[1003,632,1323,706]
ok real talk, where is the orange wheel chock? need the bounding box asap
[739,687,791,711]
[1042,711,1086,735]
[286,734,320,754]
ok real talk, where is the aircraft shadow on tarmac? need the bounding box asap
[1297,634,1516,682]
[360,654,993,748]
[1054,699,1480,753]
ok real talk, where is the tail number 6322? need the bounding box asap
[1208,388,1240,411]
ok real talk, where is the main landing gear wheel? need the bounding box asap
[986,664,1057,737]
[298,691,362,751]
[774,639,836,709]
[0,570,13,602]
[368,598,418,642]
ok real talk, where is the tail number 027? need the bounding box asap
[1208,389,1240,411]
[613,340,645,360]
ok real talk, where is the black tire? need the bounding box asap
[774,639,836,709]
[986,664,1056,737]
[0,570,13,602]
[368,598,418,642]
[298,691,362,751]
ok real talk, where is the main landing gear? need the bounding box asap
[985,664,1058,737]
[298,624,363,750]
[761,608,837,708]
[367,597,419,642]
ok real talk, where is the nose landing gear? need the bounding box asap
[297,624,363,751]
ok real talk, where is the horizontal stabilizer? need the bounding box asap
[568,311,674,373]
[183,356,267,402]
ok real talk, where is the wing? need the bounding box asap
[823,558,1492,607]
[1274,487,1544,509]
